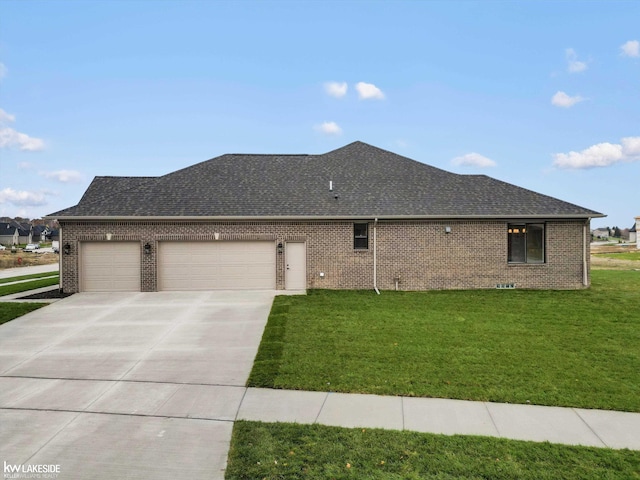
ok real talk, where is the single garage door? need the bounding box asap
[159,241,275,291]
[81,242,141,292]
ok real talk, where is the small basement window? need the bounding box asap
[508,223,545,264]
[354,223,369,250]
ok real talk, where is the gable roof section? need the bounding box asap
[49,141,603,219]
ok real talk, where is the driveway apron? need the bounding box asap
[0,291,274,480]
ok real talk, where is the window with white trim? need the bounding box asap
[508,223,545,264]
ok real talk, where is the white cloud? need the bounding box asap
[355,82,385,100]
[0,63,6,80]
[0,108,45,151]
[0,127,45,151]
[566,48,587,73]
[314,121,342,136]
[553,136,640,169]
[451,152,497,168]
[39,170,84,183]
[0,108,16,123]
[18,162,34,170]
[324,81,348,98]
[620,40,640,58]
[0,188,47,206]
[621,136,640,155]
[551,91,584,108]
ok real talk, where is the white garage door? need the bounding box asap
[158,241,276,291]
[81,242,141,292]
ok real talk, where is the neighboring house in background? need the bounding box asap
[629,223,637,243]
[32,225,50,243]
[592,228,609,240]
[47,141,604,294]
[0,219,32,245]
[0,224,20,246]
[636,217,640,249]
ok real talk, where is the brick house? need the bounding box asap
[48,142,604,293]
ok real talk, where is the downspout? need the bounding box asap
[58,225,63,293]
[583,218,590,286]
[373,218,380,295]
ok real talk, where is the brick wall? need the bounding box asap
[59,219,590,292]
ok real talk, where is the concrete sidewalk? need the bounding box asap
[0,263,59,279]
[2,379,638,451]
[237,388,640,450]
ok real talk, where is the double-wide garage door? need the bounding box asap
[158,241,276,291]
[80,241,276,292]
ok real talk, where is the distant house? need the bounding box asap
[629,224,636,243]
[17,224,32,245]
[48,141,604,293]
[635,217,640,248]
[32,225,50,243]
[592,228,609,240]
[0,224,19,246]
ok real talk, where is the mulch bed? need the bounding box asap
[18,289,74,300]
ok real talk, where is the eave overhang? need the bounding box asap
[47,213,605,222]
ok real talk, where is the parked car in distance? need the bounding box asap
[24,243,40,252]
[0,245,6,250]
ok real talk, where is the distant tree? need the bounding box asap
[613,226,621,238]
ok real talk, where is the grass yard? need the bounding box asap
[594,251,640,261]
[248,270,640,412]
[226,421,640,480]
[0,302,47,325]
[0,276,60,297]
[0,271,60,285]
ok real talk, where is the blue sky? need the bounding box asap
[1,0,638,230]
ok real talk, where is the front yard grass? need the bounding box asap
[0,303,47,325]
[0,271,59,285]
[248,270,640,412]
[226,421,640,479]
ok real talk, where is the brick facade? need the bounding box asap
[58,219,591,293]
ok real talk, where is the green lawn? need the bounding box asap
[594,251,640,261]
[248,270,640,412]
[0,277,60,297]
[226,421,640,480]
[0,302,47,325]
[0,271,59,285]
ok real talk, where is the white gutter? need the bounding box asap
[373,217,380,295]
[583,218,590,286]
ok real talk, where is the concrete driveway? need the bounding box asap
[0,291,274,479]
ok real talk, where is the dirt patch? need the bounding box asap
[0,251,60,269]
[591,244,637,254]
[591,255,639,271]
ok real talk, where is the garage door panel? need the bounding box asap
[81,242,141,292]
[159,241,275,291]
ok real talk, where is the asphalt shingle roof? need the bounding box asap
[49,141,603,219]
